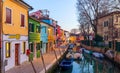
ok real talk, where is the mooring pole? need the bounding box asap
[30,61,37,73]
[40,49,46,73]
[59,47,62,55]
[53,48,59,64]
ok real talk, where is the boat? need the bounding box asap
[59,59,73,70]
[73,53,82,61]
[83,49,93,55]
[92,52,104,59]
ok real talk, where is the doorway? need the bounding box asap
[15,44,20,66]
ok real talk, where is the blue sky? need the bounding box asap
[24,0,79,31]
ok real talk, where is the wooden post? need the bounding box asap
[59,47,62,55]
[30,61,37,73]
[28,54,37,73]
[40,49,46,73]
[53,49,59,64]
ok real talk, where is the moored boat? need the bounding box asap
[60,59,73,70]
[92,52,104,59]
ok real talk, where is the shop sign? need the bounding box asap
[9,34,20,40]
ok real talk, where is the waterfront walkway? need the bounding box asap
[6,46,67,73]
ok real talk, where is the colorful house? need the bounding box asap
[30,10,57,51]
[60,29,65,44]
[56,25,61,46]
[69,34,77,43]
[29,17,41,60]
[2,0,32,71]
[64,30,70,44]
[40,21,48,54]
[47,25,55,52]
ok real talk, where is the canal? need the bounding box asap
[53,53,120,73]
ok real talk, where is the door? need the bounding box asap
[15,44,19,66]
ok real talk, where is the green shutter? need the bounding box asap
[32,24,34,32]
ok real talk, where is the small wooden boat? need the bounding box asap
[83,49,93,55]
[92,52,104,59]
[73,53,82,60]
[60,59,73,70]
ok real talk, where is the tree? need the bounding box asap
[76,0,115,35]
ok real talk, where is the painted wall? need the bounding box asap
[48,26,54,42]
[41,25,48,53]
[42,19,52,25]
[2,0,30,71]
[29,18,40,43]
[3,35,28,71]
[3,0,29,35]
[69,36,76,43]
[41,25,48,43]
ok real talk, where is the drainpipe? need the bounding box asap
[0,0,4,73]
[0,0,2,72]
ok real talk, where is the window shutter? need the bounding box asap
[21,14,25,27]
[6,8,11,24]
[32,24,34,32]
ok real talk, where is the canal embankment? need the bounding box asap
[40,47,68,73]
[81,44,120,68]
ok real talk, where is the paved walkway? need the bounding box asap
[6,46,67,73]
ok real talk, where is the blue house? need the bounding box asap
[40,21,48,53]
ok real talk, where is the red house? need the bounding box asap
[56,25,61,46]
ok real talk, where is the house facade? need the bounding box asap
[29,17,41,60]
[2,0,32,71]
[56,25,61,46]
[40,21,48,53]
[64,31,70,44]
[47,25,55,52]
[97,11,120,51]
[30,10,56,51]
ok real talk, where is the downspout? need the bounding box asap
[0,0,4,73]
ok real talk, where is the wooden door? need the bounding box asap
[15,44,19,66]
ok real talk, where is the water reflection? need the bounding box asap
[53,53,120,73]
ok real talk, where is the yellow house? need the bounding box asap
[2,0,32,71]
[69,34,76,43]
[47,25,55,52]
[60,29,65,43]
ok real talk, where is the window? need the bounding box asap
[36,26,40,33]
[21,14,25,27]
[29,23,34,32]
[103,21,108,27]
[29,43,34,52]
[6,8,11,24]
[104,35,108,41]
[37,43,40,50]
[23,42,26,54]
[40,41,42,48]
[45,27,46,33]
[116,16,118,22]
[6,42,11,58]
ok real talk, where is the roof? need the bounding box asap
[15,0,33,10]
[40,20,55,28]
[29,16,40,23]
[98,11,120,19]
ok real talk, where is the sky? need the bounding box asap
[24,0,79,31]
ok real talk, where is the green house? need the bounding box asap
[29,17,41,60]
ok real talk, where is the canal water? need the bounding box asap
[53,53,120,73]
